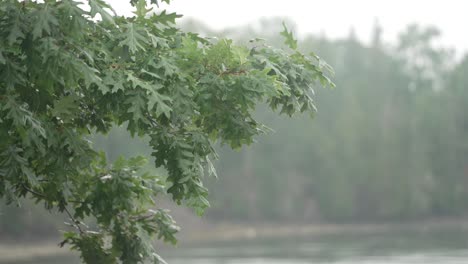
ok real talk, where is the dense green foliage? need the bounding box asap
[93,21,468,222]
[0,0,333,263]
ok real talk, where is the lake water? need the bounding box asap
[4,225,468,264]
[165,227,468,264]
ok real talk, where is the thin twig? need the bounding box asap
[22,183,85,234]
[145,113,160,128]
[21,183,48,199]
[64,206,84,234]
[21,183,84,204]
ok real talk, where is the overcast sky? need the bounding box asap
[107,0,467,55]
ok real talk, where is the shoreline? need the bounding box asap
[179,217,468,243]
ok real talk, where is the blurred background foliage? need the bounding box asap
[2,18,468,240]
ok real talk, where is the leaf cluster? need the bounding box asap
[0,0,333,262]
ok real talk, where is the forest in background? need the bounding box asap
[2,18,468,240]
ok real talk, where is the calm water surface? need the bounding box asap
[166,227,468,264]
[5,226,468,264]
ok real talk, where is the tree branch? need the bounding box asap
[21,183,85,234]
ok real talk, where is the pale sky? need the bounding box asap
[107,0,467,56]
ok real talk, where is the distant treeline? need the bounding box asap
[2,20,468,239]
[207,20,468,222]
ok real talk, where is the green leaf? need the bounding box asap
[132,0,171,7]
[119,23,148,54]
[32,5,59,40]
[126,72,153,90]
[145,30,169,49]
[154,57,178,76]
[280,22,298,50]
[21,165,39,187]
[147,90,172,118]
[103,71,126,93]
[125,90,148,123]
[134,0,153,18]
[73,60,102,89]
[89,0,115,24]
[51,95,80,122]
[7,9,27,45]
[232,46,249,65]
[141,69,162,80]
[150,10,182,26]
[57,0,88,33]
